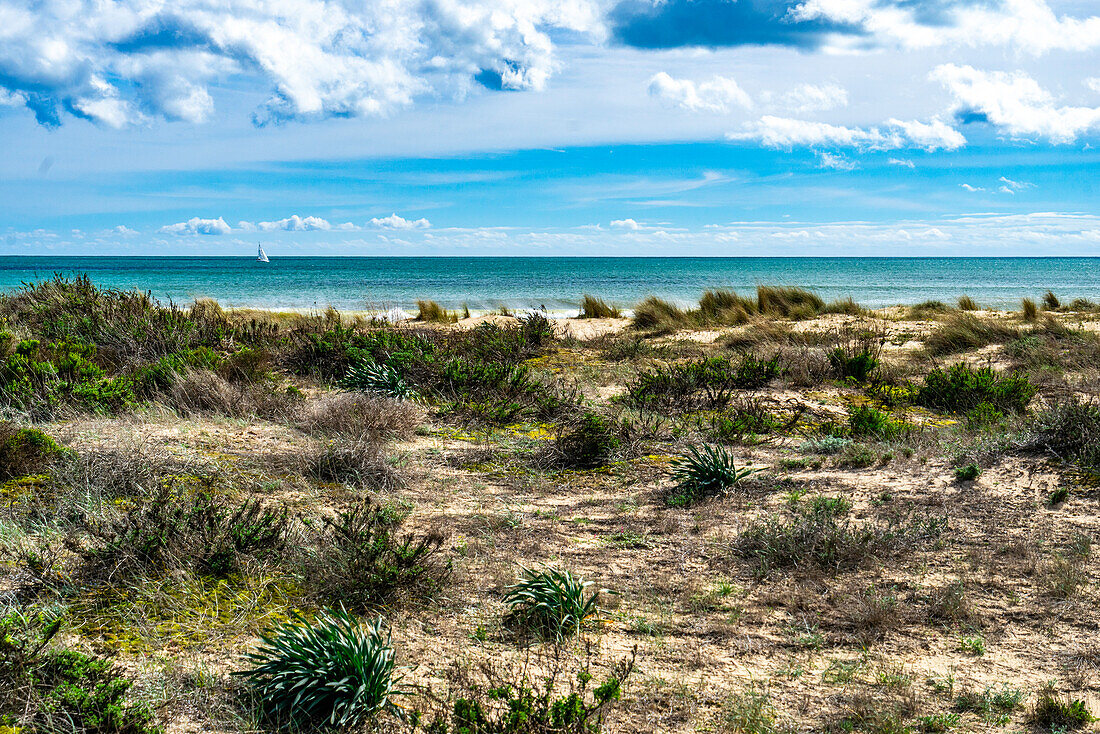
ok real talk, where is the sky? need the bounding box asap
[1,0,1099,256]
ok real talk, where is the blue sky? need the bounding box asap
[1,0,1098,256]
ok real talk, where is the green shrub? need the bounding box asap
[0,424,69,480]
[830,348,879,382]
[668,444,759,506]
[237,607,402,730]
[917,364,1034,415]
[552,412,624,469]
[428,649,635,734]
[1027,398,1100,473]
[579,295,621,319]
[306,501,449,611]
[953,464,981,481]
[848,405,903,439]
[954,685,1026,722]
[0,338,135,417]
[703,398,801,443]
[78,488,290,581]
[908,300,952,318]
[626,355,783,413]
[519,312,555,347]
[1031,685,1093,730]
[0,608,159,734]
[503,567,605,640]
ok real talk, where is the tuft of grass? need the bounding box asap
[668,444,759,506]
[756,286,824,319]
[416,300,458,323]
[550,411,625,469]
[1042,290,1061,310]
[720,683,778,734]
[632,296,689,332]
[503,567,605,639]
[1021,298,1039,321]
[957,295,979,311]
[579,295,621,319]
[699,289,756,325]
[924,313,1018,356]
[1027,397,1100,473]
[236,607,402,730]
[954,685,1026,723]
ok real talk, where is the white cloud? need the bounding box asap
[1088,78,1100,95]
[111,225,138,235]
[648,72,752,113]
[158,217,231,235]
[790,0,1100,55]
[610,218,641,230]
[817,152,858,170]
[998,176,1035,195]
[779,83,848,113]
[369,213,430,229]
[728,115,964,151]
[960,184,985,192]
[0,0,604,127]
[888,158,915,168]
[257,214,332,232]
[932,64,1100,144]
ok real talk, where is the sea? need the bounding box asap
[1,256,1097,315]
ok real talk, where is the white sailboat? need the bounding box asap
[257,243,270,263]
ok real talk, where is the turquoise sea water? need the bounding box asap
[1,257,1097,313]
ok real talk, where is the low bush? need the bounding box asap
[626,355,783,413]
[953,464,981,481]
[78,488,290,581]
[423,647,635,734]
[0,424,70,481]
[1030,685,1093,730]
[579,295,621,319]
[924,313,1018,356]
[702,397,803,443]
[168,368,298,419]
[917,364,1034,415]
[908,300,952,319]
[305,501,449,611]
[0,607,159,734]
[503,567,605,640]
[296,392,421,440]
[550,412,626,469]
[308,434,400,490]
[667,444,759,506]
[848,405,904,439]
[827,323,884,383]
[1026,397,1100,473]
[733,502,945,575]
[237,607,402,730]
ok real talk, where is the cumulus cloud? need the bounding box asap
[111,225,138,235]
[789,0,1100,55]
[158,217,231,235]
[610,218,641,230]
[0,0,603,127]
[778,83,848,113]
[256,215,332,232]
[728,115,965,151]
[369,213,430,229]
[647,72,752,113]
[932,64,1100,144]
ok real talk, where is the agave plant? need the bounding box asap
[669,444,759,506]
[342,359,417,400]
[236,607,402,730]
[503,566,605,639]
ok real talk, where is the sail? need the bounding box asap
[257,244,270,263]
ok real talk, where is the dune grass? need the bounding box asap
[416,300,458,323]
[578,295,622,319]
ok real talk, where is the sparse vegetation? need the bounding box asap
[579,295,622,319]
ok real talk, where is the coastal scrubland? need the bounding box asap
[2,276,1100,733]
